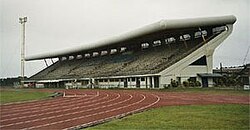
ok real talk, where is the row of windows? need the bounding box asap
[194,30,208,38]
[212,26,227,34]
[98,77,146,82]
[141,26,226,48]
[142,30,208,48]
[61,47,128,61]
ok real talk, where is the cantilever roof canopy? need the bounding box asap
[25,15,236,61]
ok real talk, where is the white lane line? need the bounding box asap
[21,93,140,130]
[0,91,92,112]
[0,97,70,111]
[0,91,75,108]
[1,96,76,112]
[1,92,116,122]
[63,91,99,98]
[0,97,60,107]
[0,91,65,106]
[0,91,101,118]
[0,92,115,128]
[66,93,161,130]
[0,90,97,110]
[0,91,104,121]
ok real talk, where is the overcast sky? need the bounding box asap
[0,0,249,78]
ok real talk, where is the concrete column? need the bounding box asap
[206,49,214,73]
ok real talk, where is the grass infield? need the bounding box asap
[88,104,250,130]
[157,87,250,96]
[0,89,51,104]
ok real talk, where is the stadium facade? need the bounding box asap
[25,15,236,88]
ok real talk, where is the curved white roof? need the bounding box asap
[25,15,236,61]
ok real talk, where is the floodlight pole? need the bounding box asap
[19,17,27,87]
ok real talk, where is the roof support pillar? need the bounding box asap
[44,59,48,67]
[199,27,206,42]
[180,35,188,48]
[51,58,54,64]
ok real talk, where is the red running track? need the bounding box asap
[0,89,249,130]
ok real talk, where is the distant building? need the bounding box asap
[0,76,27,87]
[213,64,250,85]
[25,15,236,88]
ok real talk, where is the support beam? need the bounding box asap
[180,35,188,48]
[51,58,54,64]
[199,27,206,42]
[44,59,49,67]
[206,49,214,73]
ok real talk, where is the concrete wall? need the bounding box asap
[96,76,157,89]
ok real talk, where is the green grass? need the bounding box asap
[87,104,250,130]
[98,87,249,96]
[157,87,250,96]
[0,89,52,104]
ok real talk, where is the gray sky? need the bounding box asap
[0,0,249,78]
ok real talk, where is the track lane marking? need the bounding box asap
[0,91,95,112]
[0,92,120,128]
[1,92,118,122]
[21,93,141,130]
[0,91,102,118]
[0,90,99,110]
[66,93,161,130]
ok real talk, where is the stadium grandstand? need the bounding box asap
[25,15,236,88]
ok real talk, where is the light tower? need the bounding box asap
[19,17,27,87]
